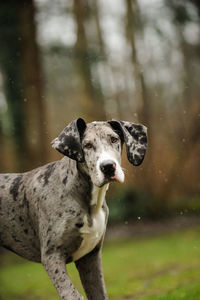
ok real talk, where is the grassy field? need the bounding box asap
[0,226,200,300]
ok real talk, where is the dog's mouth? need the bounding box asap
[114,176,125,183]
[109,173,124,183]
[98,171,125,187]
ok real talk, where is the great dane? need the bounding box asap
[0,118,147,300]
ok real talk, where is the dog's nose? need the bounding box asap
[100,160,116,177]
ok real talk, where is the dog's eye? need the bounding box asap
[84,142,93,149]
[111,136,119,144]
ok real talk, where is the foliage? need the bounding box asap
[108,187,151,221]
[108,187,200,221]
[1,227,200,299]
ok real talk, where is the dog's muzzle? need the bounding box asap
[97,152,124,184]
[100,160,116,178]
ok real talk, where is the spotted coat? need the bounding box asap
[0,118,147,300]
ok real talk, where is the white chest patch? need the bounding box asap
[73,184,109,261]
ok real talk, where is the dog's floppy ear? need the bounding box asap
[51,118,86,162]
[108,119,147,166]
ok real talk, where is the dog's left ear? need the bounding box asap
[51,118,86,162]
[108,119,147,166]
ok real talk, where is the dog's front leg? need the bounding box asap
[75,246,108,300]
[42,253,84,300]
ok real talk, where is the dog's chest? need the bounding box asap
[73,185,108,261]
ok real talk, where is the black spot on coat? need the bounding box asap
[75,222,84,228]
[62,176,68,185]
[10,175,23,201]
[43,163,56,186]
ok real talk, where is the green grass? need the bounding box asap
[1,227,200,300]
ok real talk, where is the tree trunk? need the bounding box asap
[125,0,150,127]
[18,0,48,168]
[0,0,47,171]
[0,1,28,171]
[125,0,154,195]
[73,0,106,121]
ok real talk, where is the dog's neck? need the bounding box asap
[59,158,109,214]
[91,184,109,215]
[77,161,109,215]
[76,160,109,214]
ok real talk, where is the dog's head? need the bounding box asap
[52,118,147,187]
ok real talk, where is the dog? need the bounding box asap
[0,118,147,300]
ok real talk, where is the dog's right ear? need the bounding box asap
[108,119,147,166]
[51,118,86,162]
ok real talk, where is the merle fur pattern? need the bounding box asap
[0,118,147,300]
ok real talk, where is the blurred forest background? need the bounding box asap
[0,0,199,221]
